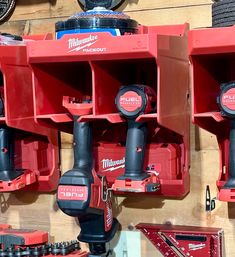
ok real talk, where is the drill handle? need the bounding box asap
[229,119,235,179]
[0,127,14,171]
[0,127,16,181]
[125,119,148,179]
[73,116,93,173]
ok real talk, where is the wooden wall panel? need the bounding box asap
[0,0,231,256]
[8,0,212,22]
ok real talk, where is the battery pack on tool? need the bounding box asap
[95,142,181,186]
[0,228,48,249]
[0,226,87,257]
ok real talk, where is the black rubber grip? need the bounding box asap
[73,116,92,174]
[124,120,149,180]
[0,127,22,181]
[224,119,235,188]
[229,119,235,178]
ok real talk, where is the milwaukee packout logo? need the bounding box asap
[101,157,125,172]
[68,34,98,53]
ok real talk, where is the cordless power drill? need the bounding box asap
[113,84,160,193]
[57,116,119,256]
[218,81,235,189]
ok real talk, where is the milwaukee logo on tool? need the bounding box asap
[68,35,98,53]
[105,200,113,232]
[102,158,125,171]
[58,185,88,201]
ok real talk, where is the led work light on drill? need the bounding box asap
[113,84,160,193]
[218,81,235,189]
[57,110,119,257]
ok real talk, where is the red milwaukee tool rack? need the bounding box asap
[0,224,11,230]
[27,24,190,197]
[136,223,224,257]
[0,34,60,192]
[189,25,235,201]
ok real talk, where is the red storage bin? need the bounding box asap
[0,34,60,192]
[27,24,190,197]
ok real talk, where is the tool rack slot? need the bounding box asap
[91,58,157,116]
[0,40,60,192]
[31,61,92,131]
[189,26,235,201]
[192,54,235,122]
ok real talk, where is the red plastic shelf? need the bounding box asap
[26,24,190,197]
[0,36,60,192]
[189,26,235,202]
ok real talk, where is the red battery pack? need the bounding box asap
[95,142,182,195]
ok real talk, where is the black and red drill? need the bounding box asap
[218,81,235,190]
[57,114,119,256]
[113,84,160,193]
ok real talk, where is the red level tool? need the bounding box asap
[136,223,224,257]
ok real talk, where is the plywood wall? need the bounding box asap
[1,1,233,256]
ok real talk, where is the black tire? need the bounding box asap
[212,0,235,27]
[0,0,16,23]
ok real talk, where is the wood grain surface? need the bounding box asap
[0,1,231,256]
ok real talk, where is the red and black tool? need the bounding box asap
[57,113,119,256]
[113,84,159,192]
[218,81,235,189]
[0,226,87,257]
[136,223,224,257]
[0,73,26,188]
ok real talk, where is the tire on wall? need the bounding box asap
[212,0,235,27]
